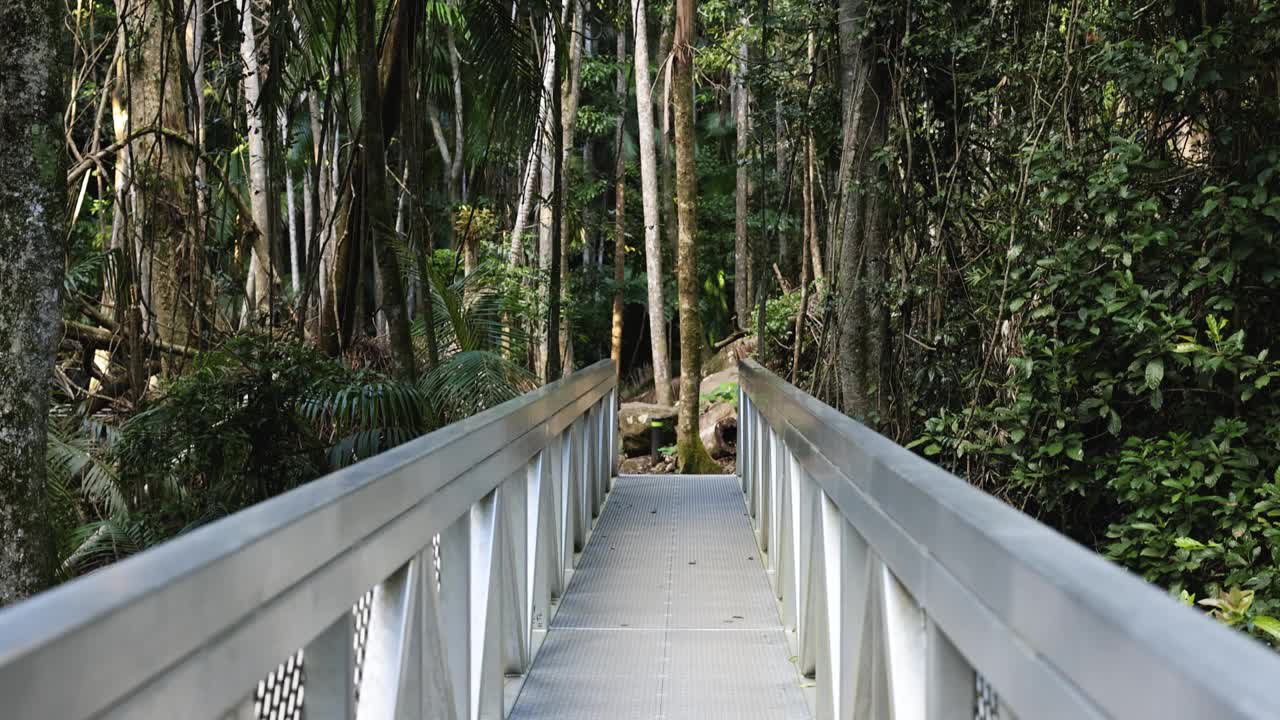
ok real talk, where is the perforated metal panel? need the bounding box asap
[246,589,374,720]
[976,673,1003,720]
[253,651,303,720]
[511,475,811,719]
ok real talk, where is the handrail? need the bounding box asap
[0,359,619,720]
[738,358,1279,720]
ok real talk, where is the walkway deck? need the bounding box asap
[509,474,811,720]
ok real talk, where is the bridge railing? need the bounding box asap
[0,359,618,720]
[738,358,1279,720]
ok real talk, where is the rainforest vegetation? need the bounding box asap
[1,0,1279,642]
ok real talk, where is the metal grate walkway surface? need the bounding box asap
[509,474,812,720]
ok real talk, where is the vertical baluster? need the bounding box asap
[573,416,589,547]
[420,550,456,719]
[501,472,529,674]
[554,426,575,577]
[925,619,974,720]
[744,402,758,512]
[766,429,785,581]
[356,557,423,720]
[305,613,355,720]
[755,422,773,551]
[609,387,620,480]
[581,404,598,519]
[595,399,608,505]
[440,492,504,720]
[526,451,555,634]
[738,390,749,491]
[545,430,568,597]
[778,451,802,630]
[440,511,471,720]
[796,475,822,679]
[880,563,927,720]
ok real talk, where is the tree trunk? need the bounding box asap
[407,73,440,369]
[545,10,564,383]
[672,0,717,474]
[733,23,751,331]
[805,30,824,285]
[238,0,275,315]
[508,44,556,267]
[0,0,63,603]
[834,0,890,423]
[631,0,673,405]
[611,24,628,378]
[792,106,815,382]
[117,0,200,356]
[282,110,301,293]
[658,26,678,266]
[358,0,415,380]
[559,0,584,372]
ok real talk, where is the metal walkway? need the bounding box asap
[509,474,810,720]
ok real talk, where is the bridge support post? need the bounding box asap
[305,612,355,720]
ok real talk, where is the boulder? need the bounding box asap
[619,402,677,456]
[699,400,738,458]
[699,367,739,401]
[702,335,756,375]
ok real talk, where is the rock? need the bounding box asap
[619,402,677,457]
[628,377,681,405]
[702,336,756,375]
[699,400,738,458]
[699,367,739,401]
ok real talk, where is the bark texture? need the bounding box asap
[117,0,200,351]
[631,0,672,405]
[672,0,718,474]
[239,0,274,314]
[834,0,890,423]
[610,27,628,377]
[733,26,751,331]
[0,0,64,603]
[358,0,415,380]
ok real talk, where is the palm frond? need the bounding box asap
[420,349,536,423]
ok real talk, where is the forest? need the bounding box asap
[1,0,1279,645]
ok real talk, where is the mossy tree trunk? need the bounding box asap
[0,0,65,604]
[834,0,890,424]
[672,0,718,474]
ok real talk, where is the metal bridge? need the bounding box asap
[1,358,1278,720]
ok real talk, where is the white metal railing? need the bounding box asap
[738,358,1280,720]
[0,359,618,720]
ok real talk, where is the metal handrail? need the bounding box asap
[0,359,618,720]
[738,358,1280,720]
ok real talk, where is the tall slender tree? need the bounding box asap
[733,19,751,331]
[672,0,717,473]
[0,0,64,603]
[630,0,672,405]
[610,23,628,378]
[238,0,275,317]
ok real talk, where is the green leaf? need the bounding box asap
[1162,76,1178,92]
[1174,537,1206,551]
[923,443,942,456]
[1252,616,1280,642]
[1067,446,1084,462]
[1173,342,1203,354]
[1145,358,1165,389]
